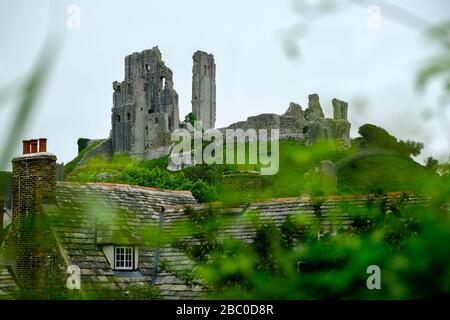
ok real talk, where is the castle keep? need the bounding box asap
[111,47,180,156]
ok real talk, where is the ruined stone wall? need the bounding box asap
[111,47,179,155]
[192,51,216,130]
[223,94,351,147]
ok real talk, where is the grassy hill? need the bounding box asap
[65,140,437,202]
[337,149,432,194]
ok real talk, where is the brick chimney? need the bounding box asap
[11,138,56,298]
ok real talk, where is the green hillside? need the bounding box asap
[337,150,431,194]
[66,139,436,202]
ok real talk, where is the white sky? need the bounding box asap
[0,0,449,170]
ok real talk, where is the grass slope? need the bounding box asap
[65,140,435,202]
[337,149,431,194]
[64,140,104,176]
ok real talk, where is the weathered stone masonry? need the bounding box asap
[223,93,351,148]
[192,50,216,130]
[81,47,351,166]
[108,47,217,160]
[111,47,180,156]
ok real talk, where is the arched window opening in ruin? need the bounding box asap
[127,113,130,121]
[148,107,154,114]
[117,115,121,123]
[302,126,309,134]
[145,64,149,70]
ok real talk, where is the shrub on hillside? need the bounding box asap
[358,124,423,157]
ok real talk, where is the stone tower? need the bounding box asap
[191,50,216,130]
[111,47,179,155]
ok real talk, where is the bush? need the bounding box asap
[77,138,90,153]
[169,190,450,299]
[358,124,423,157]
[358,124,397,149]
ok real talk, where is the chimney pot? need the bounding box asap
[38,138,47,153]
[23,140,31,154]
[30,139,38,153]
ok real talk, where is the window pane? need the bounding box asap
[115,246,133,269]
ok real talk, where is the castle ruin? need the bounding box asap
[191,51,216,130]
[223,93,351,148]
[81,47,350,165]
[111,47,180,157]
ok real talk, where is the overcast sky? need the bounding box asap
[0,0,449,169]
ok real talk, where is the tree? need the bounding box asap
[397,140,424,157]
[425,156,439,170]
[358,124,397,150]
[358,124,424,157]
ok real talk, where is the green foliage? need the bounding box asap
[337,153,433,194]
[358,124,423,157]
[67,139,434,201]
[168,189,450,299]
[77,138,90,153]
[63,140,104,176]
[358,124,397,149]
[67,154,221,203]
[187,112,197,126]
[397,140,424,157]
[417,21,450,102]
[0,43,58,170]
[127,284,160,300]
[425,156,439,171]
[0,171,11,206]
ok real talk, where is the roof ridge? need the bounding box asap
[57,181,194,196]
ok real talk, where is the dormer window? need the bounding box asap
[115,246,134,270]
[101,245,139,271]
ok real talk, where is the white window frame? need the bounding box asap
[114,246,134,270]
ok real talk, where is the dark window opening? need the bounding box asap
[116,115,121,123]
[145,64,149,70]
[127,113,130,121]
[148,107,154,114]
[204,65,207,76]
[155,117,158,124]
[302,126,309,134]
